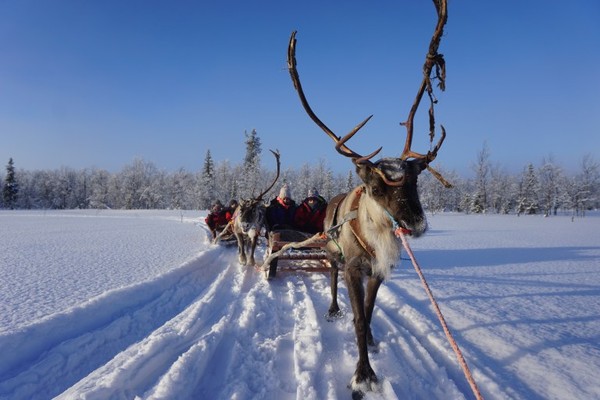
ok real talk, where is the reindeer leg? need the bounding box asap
[235,233,247,265]
[364,275,383,348]
[327,261,342,319]
[247,233,258,266]
[345,258,378,396]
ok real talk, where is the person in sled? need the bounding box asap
[294,188,327,234]
[226,199,239,217]
[205,200,232,240]
[265,184,297,232]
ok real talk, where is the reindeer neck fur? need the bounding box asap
[356,187,400,280]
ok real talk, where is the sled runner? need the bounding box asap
[263,229,330,279]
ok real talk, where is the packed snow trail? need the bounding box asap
[3,211,599,399]
[1,247,468,399]
[57,252,470,399]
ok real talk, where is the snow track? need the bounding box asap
[3,212,599,399]
[0,246,470,400]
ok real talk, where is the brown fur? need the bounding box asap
[323,159,428,393]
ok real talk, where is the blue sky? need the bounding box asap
[1,1,599,176]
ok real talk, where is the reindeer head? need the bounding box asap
[357,158,428,236]
[287,17,450,238]
[236,198,264,235]
[234,149,281,235]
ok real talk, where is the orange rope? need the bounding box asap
[397,231,484,400]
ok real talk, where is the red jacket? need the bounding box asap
[293,196,327,234]
[205,210,232,231]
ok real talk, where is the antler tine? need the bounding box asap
[334,115,382,162]
[400,0,448,162]
[401,123,446,163]
[256,149,281,200]
[287,31,379,162]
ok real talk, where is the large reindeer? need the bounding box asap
[287,0,450,396]
[232,149,281,266]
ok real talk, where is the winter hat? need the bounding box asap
[279,184,291,199]
[307,188,319,199]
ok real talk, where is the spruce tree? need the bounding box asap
[517,163,540,215]
[241,129,262,198]
[3,158,18,209]
[200,150,216,209]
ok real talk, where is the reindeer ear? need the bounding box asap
[413,158,428,173]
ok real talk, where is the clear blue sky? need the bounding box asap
[1,1,599,176]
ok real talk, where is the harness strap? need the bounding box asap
[348,187,376,258]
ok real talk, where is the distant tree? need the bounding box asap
[345,169,356,193]
[517,163,540,215]
[199,150,216,209]
[488,164,515,214]
[470,142,491,213]
[118,158,162,209]
[169,168,195,210]
[88,168,112,209]
[538,156,565,216]
[240,129,262,199]
[420,164,457,213]
[569,154,599,216]
[2,158,18,209]
[295,163,312,200]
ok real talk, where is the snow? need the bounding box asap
[1,210,599,400]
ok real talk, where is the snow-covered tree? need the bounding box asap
[569,154,599,216]
[517,163,540,215]
[199,150,216,209]
[240,129,262,199]
[344,169,356,193]
[118,158,162,209]
[169,168,195,210]
[2,158,18,209]
[488,164,515,214]
[538,156,565,216]
[88,168,112,209]
[470,143,491,213]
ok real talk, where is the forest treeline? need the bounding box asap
[1,131,598,216]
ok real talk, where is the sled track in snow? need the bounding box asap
[0,247,235,400]
[1,243,491,400]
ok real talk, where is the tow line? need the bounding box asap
[397,229,484,400]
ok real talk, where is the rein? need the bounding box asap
[396,229,484,400]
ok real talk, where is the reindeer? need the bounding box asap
[286,1,450,396]
[232,149,281,266]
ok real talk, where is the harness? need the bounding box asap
[327,187,375,258]
[327,187,413,260]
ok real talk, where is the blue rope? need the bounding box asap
[383,208,401,231]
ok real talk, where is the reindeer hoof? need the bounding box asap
[349,368,379,399]
[238,256,247,265]
[325,308,344,321]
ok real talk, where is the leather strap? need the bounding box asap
[348,187,376,258]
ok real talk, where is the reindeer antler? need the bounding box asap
[287,32,382,164]
[400,0,451,187]
[256,149,281,200]
[288,0,451,188]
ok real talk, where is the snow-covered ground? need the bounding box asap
[0,209,599,400]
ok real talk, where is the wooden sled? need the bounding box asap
[263,229,330,279]
[212,222,237,246]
